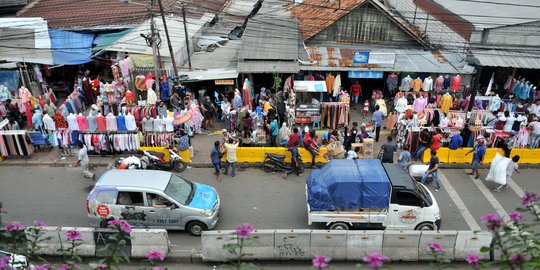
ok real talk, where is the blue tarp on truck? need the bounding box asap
[307,159,391,211]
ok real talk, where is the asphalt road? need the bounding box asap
[0,165,538,254]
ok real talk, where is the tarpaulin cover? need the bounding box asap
[307,159,391,211]
[93,29,131,51]
[49,29,93,65]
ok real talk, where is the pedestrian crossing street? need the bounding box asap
[421,168,538,231]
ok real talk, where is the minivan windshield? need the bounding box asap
[416,182,433,206]
[164,174,194,205]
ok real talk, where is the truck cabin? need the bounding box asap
[383,164,433,208]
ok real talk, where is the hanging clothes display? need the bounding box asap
[141,132,174,147]
[321,102,349,129]
[0,130,35,157]
[81,131,140,153]
[242,79,253,110]
[440,94,453,114]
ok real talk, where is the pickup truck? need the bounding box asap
[306,159,441,231]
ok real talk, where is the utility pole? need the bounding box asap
[181,2,192,70]
[150,8,160,94]
[157,0,179,79]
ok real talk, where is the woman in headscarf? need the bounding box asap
[278,122,291,146]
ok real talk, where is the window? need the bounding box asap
[146,193,174,208]
[164,175,193,205]
[396,191,422,207]
[116,192,144,206]
[96,190,118,204]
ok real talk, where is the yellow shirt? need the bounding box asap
[263,102,272,113]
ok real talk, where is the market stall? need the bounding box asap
[293,80,326,125]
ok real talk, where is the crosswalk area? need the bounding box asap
[423,168,538,231]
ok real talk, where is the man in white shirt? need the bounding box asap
[529,99,540,117]
[75,143,94,180]
[528,118,540,149]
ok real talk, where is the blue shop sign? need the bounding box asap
[348,71,384,79]
[353,51,370,64]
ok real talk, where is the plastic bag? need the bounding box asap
[485,153,510,185]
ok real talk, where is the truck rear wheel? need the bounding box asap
[415,222,436,231]
[328,222,349,231]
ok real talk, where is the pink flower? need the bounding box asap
[481,213,504,231]
[312,255,331,269]
[5,221,26,232]
[66,229,82,241]
[33,265,51,270]
[0,256,12,270]
[146,250,165,261]
[466,253,479,268]
[362,253,389,269]
[235,223,255,238]
[509,212,523,222]
[107,219,132,233]
[151,267,165,270]
[521,192,538,206]
[428,242,444,252]
[510,253,531,265]
[33,220,47,227]
[97,263,107,269]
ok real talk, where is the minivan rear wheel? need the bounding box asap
[415,222,436,231]
[187,221,207,236]
[328,222,349,230]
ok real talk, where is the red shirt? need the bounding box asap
[288,133,301,148]
[350,84,362,97]
[430,134,442,150]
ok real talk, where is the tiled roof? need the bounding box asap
[289,0,367,41]
[17,0,226,30]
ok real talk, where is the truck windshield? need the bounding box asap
[416,182,433,206]
[164,174,193,205]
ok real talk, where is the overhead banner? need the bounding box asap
[353,51,396,65]
[348,71,384,79]
[215,79,235,85]
[294,80,327,92]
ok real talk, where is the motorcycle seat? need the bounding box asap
[146,151,165,157]
[265,153,286,160]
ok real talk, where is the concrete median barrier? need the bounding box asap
[31,226,62,256]
[310,230,347,260]
[382,231,421,261]
[418,230,458,261]
[59,227,96,256]
[201,230,237,261]
[346,230,383,261]
[130,228,170,258]
[274,229,311,260]
[243,230,275,260]
[454,231,493,261]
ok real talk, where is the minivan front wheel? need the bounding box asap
[415,222,436,231]
[187,221,207,236]
[328,222,349,230]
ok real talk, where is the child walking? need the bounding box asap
[363,100,370,118]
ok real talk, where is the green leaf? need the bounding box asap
[479,246,491,253]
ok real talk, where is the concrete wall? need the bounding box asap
[201,230,493,262]
[16,227,170,258]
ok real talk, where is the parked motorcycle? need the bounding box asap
[145,147,186,172]
[262,152,304,174]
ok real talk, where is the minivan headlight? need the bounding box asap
[201,209,215,217]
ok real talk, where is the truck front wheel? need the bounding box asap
[415,222,436,231]
[328,222,349,230]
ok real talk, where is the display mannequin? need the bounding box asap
[67,113,79,130]
[434,75,444,91]
[77,112,88,130]
[43,113,56,131]
[153,116,163,132]
[116,113,127,131]
[413,95,427,113]
[386,73,398,93]
[164,114,174,132]
[451,75,461,91]
[125,90,136,106]
[395,95,408,113]
[443,75,451,89]
[423,76,433,91]
[125,112,137,131]
[87,112,97,131]
[400,75,413,91]
[106,112,118,131]
[412,77,423,92]
[147,88,157,105]
[440,92,453,114]
[96,113,106,131]
[142,115,154,132]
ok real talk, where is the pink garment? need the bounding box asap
[96,115,107,131]
[76,114,88,130]
[19,87,32,103]
[413,97,427,113]
[451,76,462,91]
[24,102,33,126]
[434,76,444,91]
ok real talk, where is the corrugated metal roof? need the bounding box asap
[237,61,299,73]
[238,0,299,61]
[301,46,471,74]
[188,39,241,70]
[432,0,540,30]
[473,50,540,69]
[180,68,238,81]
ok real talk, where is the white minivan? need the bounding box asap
[87,170,220,236]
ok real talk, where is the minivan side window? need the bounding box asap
[116,192,144,206]
[396,191,422,207]
[146,193,174,208]
[97,190,117,204]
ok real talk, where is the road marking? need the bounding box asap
[507,177,525,197]
[438,170,481,231]
[465,170,510,223]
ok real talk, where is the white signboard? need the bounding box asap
[368,52,396,65]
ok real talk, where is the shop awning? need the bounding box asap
[93,29,132,51]
[180,68,238,82]
[0,18,53,65]
[237,61,300,73]
[49,29,93,65]
[294,80,327,92]
[472,49,540,69]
